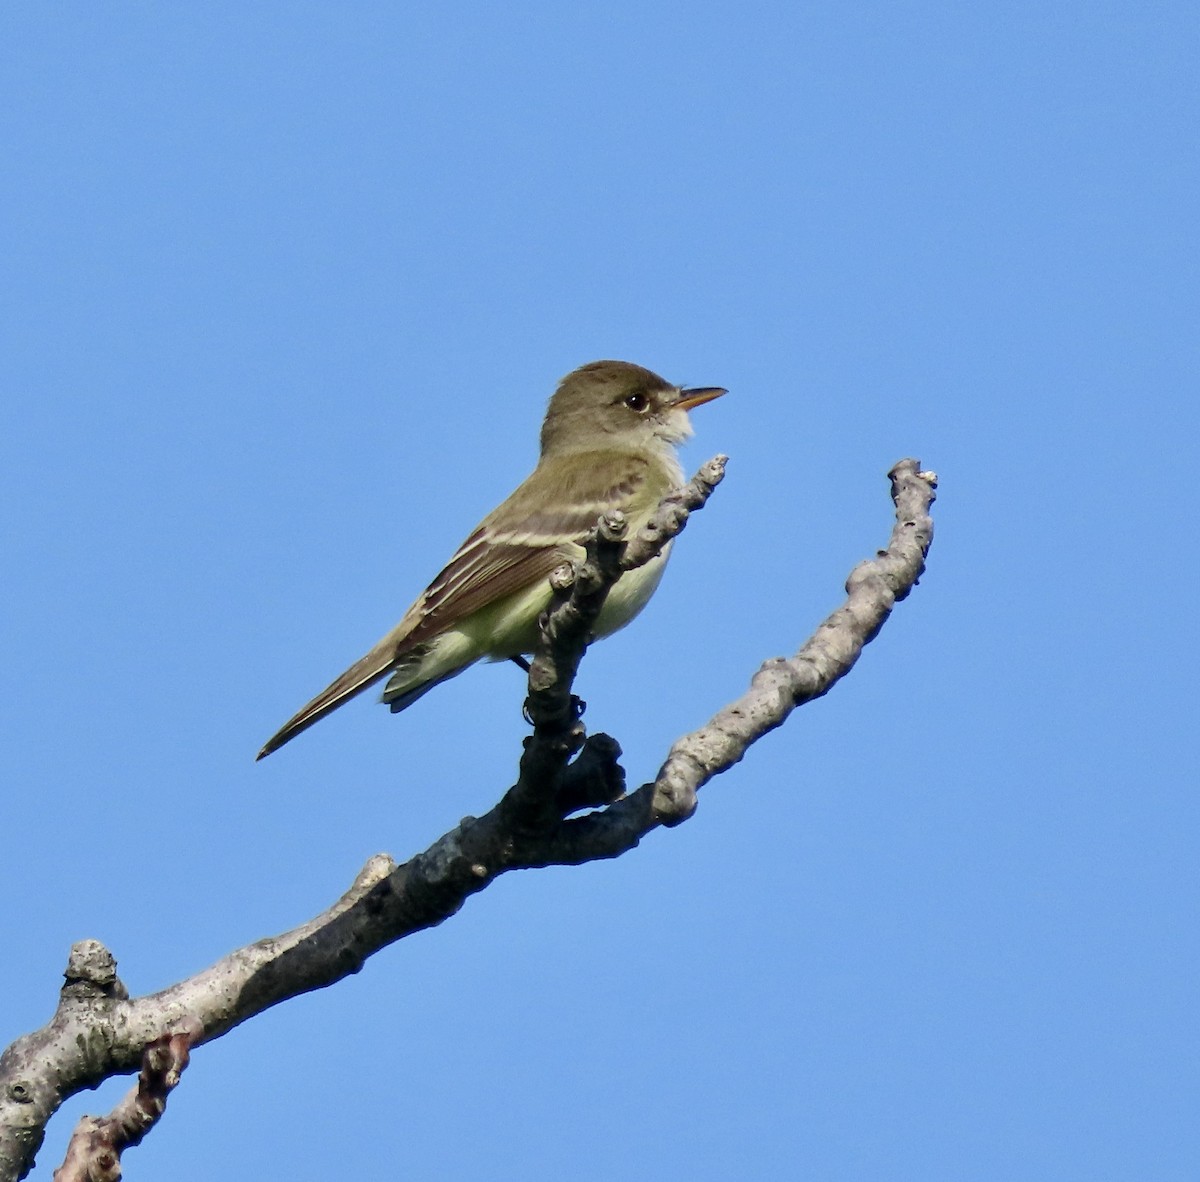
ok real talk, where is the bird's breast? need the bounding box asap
[593,543,672,639]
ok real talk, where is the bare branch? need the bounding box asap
[504,458,937,862]
[0,457,935,1181]
[53,1021,199,1182]
[512,454,728,827]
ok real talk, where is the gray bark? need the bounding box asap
[0,457,936,1180]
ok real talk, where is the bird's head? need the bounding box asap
[540,360,726,458]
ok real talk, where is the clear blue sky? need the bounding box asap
[3,3,1195,1179]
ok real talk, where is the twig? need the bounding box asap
[53,1020,199,1182]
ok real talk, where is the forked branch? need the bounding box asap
[0,456,936,1181]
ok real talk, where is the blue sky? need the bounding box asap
[2,3,1195,1178]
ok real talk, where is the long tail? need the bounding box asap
[256,641,398,760]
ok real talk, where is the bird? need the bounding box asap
[257,360,726,759]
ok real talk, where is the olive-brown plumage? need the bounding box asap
[257,360,725,759]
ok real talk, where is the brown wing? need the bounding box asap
[403,451,651,644]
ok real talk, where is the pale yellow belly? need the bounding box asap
[413,542,671,687]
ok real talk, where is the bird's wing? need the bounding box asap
[404,453,651,643]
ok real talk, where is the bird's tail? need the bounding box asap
[256,640,398,760]
[382,662,467,713]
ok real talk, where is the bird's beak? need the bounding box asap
[672,385,727,411]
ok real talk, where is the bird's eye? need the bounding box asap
[624,391,650,413]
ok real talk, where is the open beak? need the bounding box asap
[672,385,727,412]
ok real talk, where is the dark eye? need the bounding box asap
[624,391,650,413]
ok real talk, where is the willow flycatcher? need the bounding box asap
[257,359,725,758]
